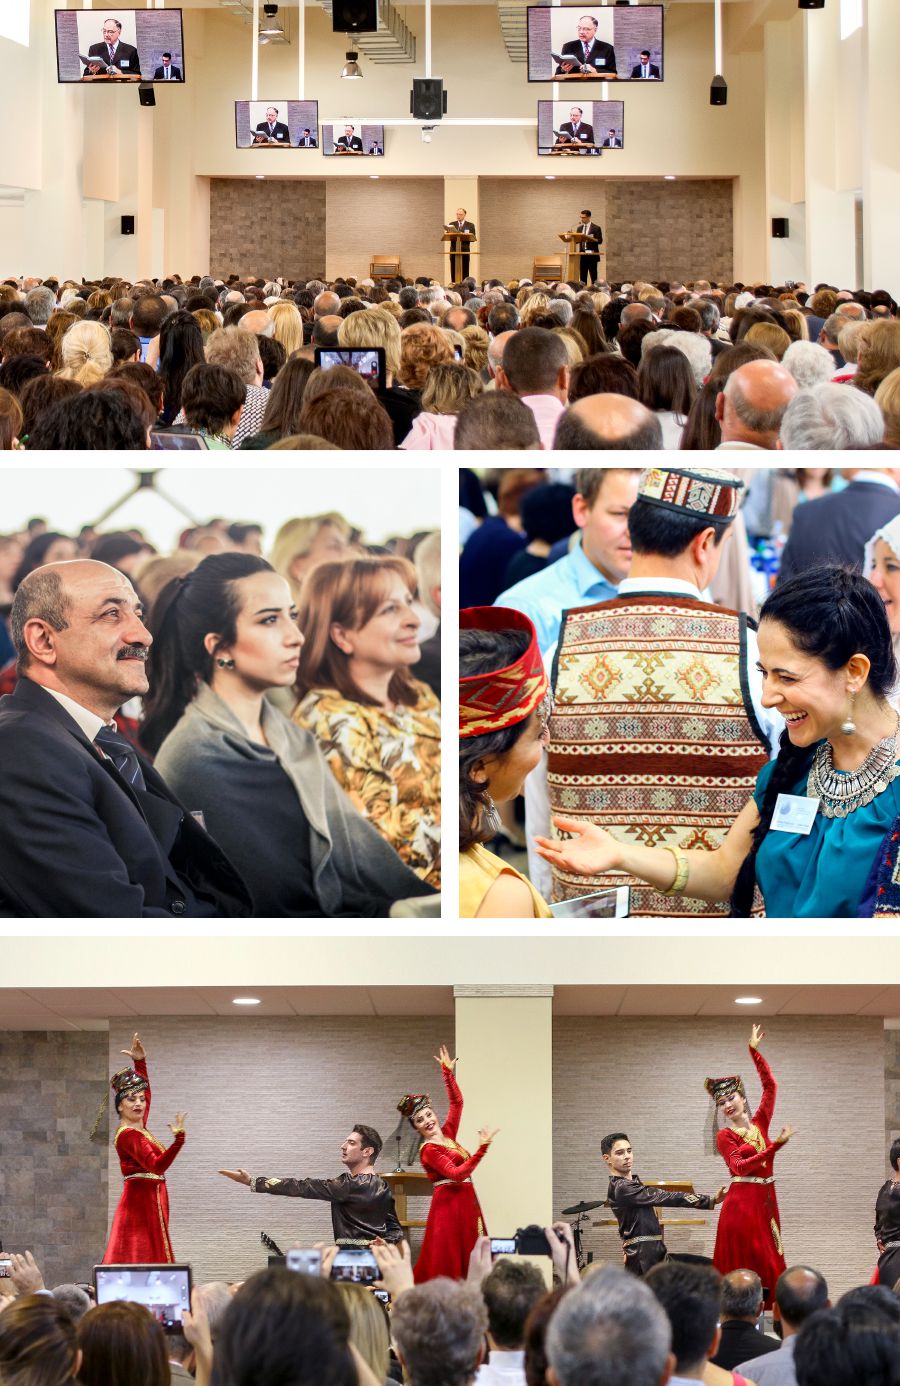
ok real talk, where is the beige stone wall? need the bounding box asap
[324,178,444,282]
[209,179,326,282]
[605,179,734,283]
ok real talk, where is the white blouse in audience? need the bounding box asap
[655,408,687,450]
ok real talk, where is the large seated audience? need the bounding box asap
[0,271,898,449]
[0,511,440,917]
[0,1233,898,1386]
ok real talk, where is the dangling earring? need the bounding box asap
[840,690,857,736]
[216,657,235,670]
[483,795,502,837]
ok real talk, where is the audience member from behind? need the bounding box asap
[568,353,639,403]
[294,555,441,886]
[0,1294,80,1386]
[335,1284,391,1385]
[503,481,577,589]
[401,362,483,450]
[298,387,394,450]
[76,1301,169,1386]
[716,360,798,450]
[637,344,697,449]
[180,363,245,448]
[0,386,23,450]
[496,328,569,449]
[779,382,885,451]
[711,1269,777,1372]
[554,395,663,450]
[26,386,149,450]
[145,554,432,917]
[477,1257,546,1386]
[392,1279,488,1386]
[210,1268,358,1386]
[202,327,269,447]
[454,392,542,451]
[240,355,316,449]
[736,1266,829,1386]
[793,1286,900,1386]
[0,560,251,916]
[460,469,547,608]
[546,1265,673,1386]
[647,1259,732,1383]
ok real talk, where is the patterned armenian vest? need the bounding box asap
[547,592,769,917]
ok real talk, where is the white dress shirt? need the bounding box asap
[44,688,106,742]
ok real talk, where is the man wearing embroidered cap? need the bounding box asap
[459,607,553,917]
[538,465,781,917]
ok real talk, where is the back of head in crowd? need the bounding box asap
[0,1295,80,1386]
[76,1301,169,1386]
[545,1265,672,1386]
[214,1268,356,1386]
[391,1279,488,1386]
[483,1258,546,1350]
[647,1260,723,1375]
[794,1286,900,1386]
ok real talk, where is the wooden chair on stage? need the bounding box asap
[371,255,401,281]
[532,256,564,282]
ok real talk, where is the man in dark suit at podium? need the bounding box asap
[557,106,596,154]
[86,17,142,77]
[631,50,660,80]
[153,52,182,81]
[297,128,318,148]
[601,128,622,148]
[445,208,476,280]
[336,125,364,152]
[573,209,602,285]
[555,16,617,77]
[255,107,290,142]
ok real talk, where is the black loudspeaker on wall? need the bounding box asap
[138,83,156,107]
[771,217,789,238]
[332,0,377,32]
[121,216,135,236]
[411,78,447,121]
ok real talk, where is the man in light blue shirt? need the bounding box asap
[496,468,640,654]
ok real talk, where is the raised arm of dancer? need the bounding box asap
[420,1130,497,1182]
[748,1027,777,1129]
[121,1034,151,1121]
[435,1045,463,1140]
[534,797,760,904]
[716,1125,793,1176]
[116,1116,186,1174]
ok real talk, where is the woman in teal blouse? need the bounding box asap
[534,566,900,920]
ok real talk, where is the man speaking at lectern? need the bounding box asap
[555,15,617,77]
[87,17,142,77]
[336,125,364,152]
[445,207,476,281]
[573,209,602,285]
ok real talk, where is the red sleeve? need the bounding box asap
[441,1066,463,1142]
[135,1057,151,1124]
[716,1127,781,1176]
[749,1046,776,1131]
[117,1126,185,1175]
[421,1140,489,1182]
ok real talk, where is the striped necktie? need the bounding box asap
[95,725,146,791]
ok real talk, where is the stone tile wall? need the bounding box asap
[209,179,327,282]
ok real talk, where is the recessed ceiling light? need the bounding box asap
[233,997,261,1005]
[544,175,556,180]
[369,174,379,179]
[255,175,265,180]
[664,174,676,180]
[735,996,763,1005]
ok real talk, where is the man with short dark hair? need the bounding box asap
[794,1287,900,1386]
[130,295,169,363]
[0,562,250,916]
[713,1269,779,1371]
[496,327,569,447]
[736,1266,829,1386]
[572,210,602,284]
[454,392,542,451]
[873,1138,900,1293]
[476,1259,545,1386]
[647,1260,726,1384]
[604,1133,724,1278]
[219,1124,403,1244]
[488,302,519,336]
[631,49,661,79]
[153,51,182,80]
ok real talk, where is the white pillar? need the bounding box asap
[863,0,900,291]
[802,5,855,286]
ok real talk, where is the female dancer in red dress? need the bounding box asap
[398,1045,498,1283]
[102,1033,187,1264]
[705,1025,794,1308]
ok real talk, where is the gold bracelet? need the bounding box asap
[659,847,689,896]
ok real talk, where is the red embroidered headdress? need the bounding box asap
[459,607,548,739]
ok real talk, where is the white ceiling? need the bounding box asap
[1,984,899,1029]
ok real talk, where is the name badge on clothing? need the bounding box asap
[771,793,820,835]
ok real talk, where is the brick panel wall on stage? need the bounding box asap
[0,1032,109,1285]
[324,179,445,282]
[885,1028,900,1152]
[553,1015,883,1299]
[480,180,609,286]
[106,1017,454,1282]
[606,179,734,283]
[209,180,327,281]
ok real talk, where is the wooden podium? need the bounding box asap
[80,72,142,81]
[558,229,603,281]
[441,230,476,282]
[383,1169,433,1234]
[593,1181,708,1234]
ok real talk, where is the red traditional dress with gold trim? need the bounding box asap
[102,1059,185,1264]
[712,1047,786,1306]
[413,1066,489,1283]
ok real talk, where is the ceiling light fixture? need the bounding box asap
[664,174,676,180]
[341,48,362,79]
[232,997,262,1005]
[259,3,283,35]
[421,125,434,144]
[735,996,763,1005]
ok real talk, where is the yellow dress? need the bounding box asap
[293,681,441,886]
[459,843,552,919]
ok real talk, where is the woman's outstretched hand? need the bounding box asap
[775,1125,795,1145]
[749,1024,765,1051]
[434,1044,457,1072]
[478,1126,500,1146]
[169,1112,187,1134]
[533,817,623,876]
[122,1032,146,1063]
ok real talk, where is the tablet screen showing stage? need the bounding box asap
[537,100,624,155]
[93,1266,192,1332]
[322,123,385,157]
[55,10,186,83]
[235,100,320,148]
[527,5,664,83]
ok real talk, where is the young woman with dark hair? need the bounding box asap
[77,1300,170,1386]
[143,553,433,917]
[536,566,900,919]
[459,607,552,918]
[0,1295,80,1386]
[636,344,697,449]
[293,555,441,886]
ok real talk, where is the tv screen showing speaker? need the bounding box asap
[322,123,384,156]
[527,5,663,82]
[234,101,320,148]
[537,100,623,155]
[54,10,186,83]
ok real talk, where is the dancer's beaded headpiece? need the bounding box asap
[89,1066,149,1143]
[637,466,745,524]
[397,1093,431,1123]
[704,1074,746,1104]
[459,607,548,738]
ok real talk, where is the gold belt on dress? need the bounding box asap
[434,1178,471,1188]
[124,1172,165,1181]
[731,1176,775,1185]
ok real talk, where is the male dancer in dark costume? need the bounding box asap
[603,1131,726,1275]
[220,1123,402,1243]
[874,1137,900,1287]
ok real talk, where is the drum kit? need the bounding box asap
[560,1196,607,1270]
